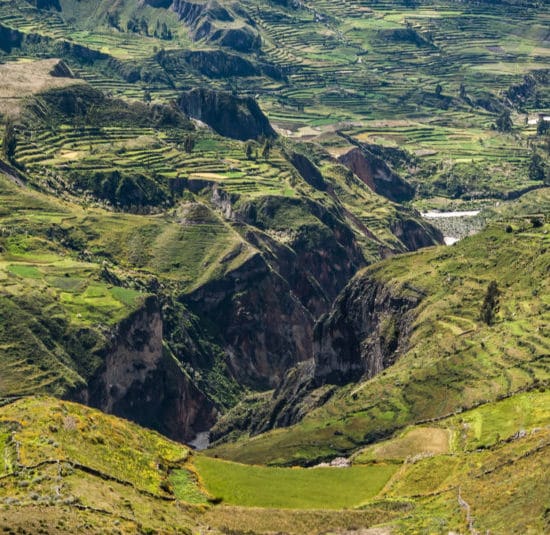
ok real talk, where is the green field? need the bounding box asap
[193,456,397,509]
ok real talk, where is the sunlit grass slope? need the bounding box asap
[0,396,206,534]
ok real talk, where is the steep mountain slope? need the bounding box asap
[210,189,550,464]
[0,66,441,441]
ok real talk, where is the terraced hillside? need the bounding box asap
[1,0,547,201]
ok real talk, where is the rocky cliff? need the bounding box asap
[390,207,443,251]
[177,87,275,140]
[338,146,415,203]
[211,269,425,439]
[311,275,424,386]
[72,296,216,442]
[184,252,314,389]
[170,0,261,53]
[182,190,367,384]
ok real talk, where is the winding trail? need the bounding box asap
[458,487,479,535]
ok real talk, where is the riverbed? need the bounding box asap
[421,210,484,244]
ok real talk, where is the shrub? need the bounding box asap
[479,280,500,326]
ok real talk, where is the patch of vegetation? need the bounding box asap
[0,396,205,534]
[192,455,397,509]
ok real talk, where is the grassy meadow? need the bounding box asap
[192,456,397,509]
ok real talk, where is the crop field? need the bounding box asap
[14,124,296,199]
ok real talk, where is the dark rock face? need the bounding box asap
[177,88,275,140]
[338,147,414,203]
[172,0,225,26]
[390,210,443,251]
[73,296,215,442]
[211,271,425,439]
[288,152,327,191]
[183,253,314,390]
[49,59,74,78]
[145,0,173,7]
[26,0,61,10]
[181,191,366,391]
[218,192,366,315]
[0,24,24,53]
[312,277,424,386]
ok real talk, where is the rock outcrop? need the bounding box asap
[170,0,261,53]
[311,276,424,386]
[177,87,275,140]
[73,296,216,442]
[338,146,414,203]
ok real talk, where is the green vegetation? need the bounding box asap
[1,392,548,534]
[0,396,205,534]
[0,1,548,532]
[193,456,397,509]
